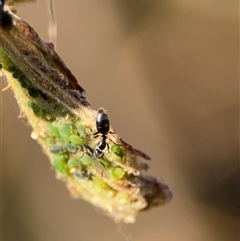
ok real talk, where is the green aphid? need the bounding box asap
[42,109,53,121]
[16,73,23,82]
[59,123,72,136]
[109,167,125,180]
[16,74,28,88]
[69,134,83,145]
[76,123,86,137]
[53,154,69,175]
[92,176,109,190]
[17,73,30,89]
[8,65,16,72]
[111,145,124,158]
[18,73,26,83]
[48,124,59,137]
[74,169,91,180]
[67,158,82,170]
[20,81,28,89]
[66,143,78,153]
[50,145,65,153]
[81,153,92,166]
[59,123,72,141]
[28,87,39,98]
[12,72,18,79]
[30,102,42,117]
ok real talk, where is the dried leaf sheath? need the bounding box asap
[0,7,172,223]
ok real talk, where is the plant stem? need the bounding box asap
[0,6,172,223]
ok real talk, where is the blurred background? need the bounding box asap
[1,0,239,240]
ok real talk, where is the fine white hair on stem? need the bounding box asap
[116,224,133,241]
[46,0,57,48]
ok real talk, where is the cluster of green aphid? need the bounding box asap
[5,63,69,121]
[47,120,126,182]
[8,64,36,92]
[1,61,127,184]
[27,101,53,121]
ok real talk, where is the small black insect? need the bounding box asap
[93,108,115,158]
[0,0,13,29]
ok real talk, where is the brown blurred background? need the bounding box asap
[1,1,239,241]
